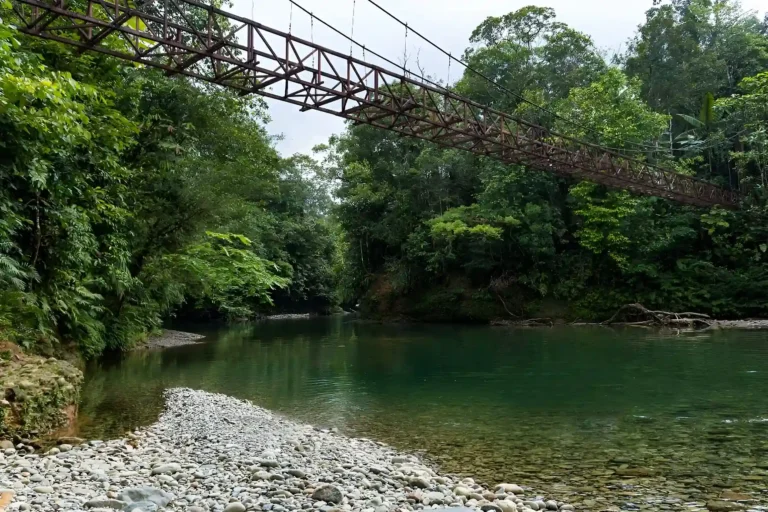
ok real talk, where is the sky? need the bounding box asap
[226,0,768,157]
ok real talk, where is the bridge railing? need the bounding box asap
[8,0,740,207]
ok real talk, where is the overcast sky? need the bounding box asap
[226,0,767,157]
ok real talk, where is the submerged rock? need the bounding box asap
[0,388,607,512]
[615,467,655,477]
[706,501,745,511]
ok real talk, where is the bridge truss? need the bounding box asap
[8,0,739,207]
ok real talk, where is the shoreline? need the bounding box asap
[138,330,207,350]
[491,318,768,330]
[0,388,572,512]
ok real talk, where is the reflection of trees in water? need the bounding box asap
[78,320,768,498]
[79,318,374,437]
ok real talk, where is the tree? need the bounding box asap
[0,15,339,357]
[624,0,768,116]
[458,6,606,114]
[717,71,768,189]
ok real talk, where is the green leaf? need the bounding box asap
[699,92,715,128]
[677,113,704,129]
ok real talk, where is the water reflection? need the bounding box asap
[79,319,768,509]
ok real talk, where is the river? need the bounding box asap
[78,318,768,509]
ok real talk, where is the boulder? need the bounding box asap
[311,485,343,504]
[0,345,83,439]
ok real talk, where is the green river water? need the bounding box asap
[78,318,768,510]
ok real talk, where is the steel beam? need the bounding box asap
[8,0,740,208]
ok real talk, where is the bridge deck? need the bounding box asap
[8,0,740,208]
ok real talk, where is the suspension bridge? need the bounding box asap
[8,0,740,208]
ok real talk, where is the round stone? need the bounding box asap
[311,485,343,504]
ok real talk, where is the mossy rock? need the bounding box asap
[0,342,83,438]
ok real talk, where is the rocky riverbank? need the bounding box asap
[139,331,206,350]
[1,389,573,512]
[0,343,83,439]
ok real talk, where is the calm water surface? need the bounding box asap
[79,318,768,509]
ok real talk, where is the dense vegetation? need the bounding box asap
[1,0,768,360]
[0,11,339,358]
[326,0,768,322]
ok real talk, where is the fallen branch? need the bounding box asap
[602,303,713,329]
[494,292,520,318]
[491,317,553,327]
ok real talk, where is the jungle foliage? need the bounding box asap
[2,0,768,356]
[0,12,339,357]
[325,0,768,321]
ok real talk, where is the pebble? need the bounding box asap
[495,484,524,495]
[0,389,573,512]
[409,477,430,489]
[125,502,158,512]
[151,463,181,475]
[85,497,126,509]
[223,502,246,512]
[454,486,472,497]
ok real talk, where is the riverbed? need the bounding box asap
[76,318,768,511]
[1,388,570,512]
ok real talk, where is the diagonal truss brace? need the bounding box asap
[9,0,740,208]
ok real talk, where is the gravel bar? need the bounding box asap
[0,389,571,512]
[140,331,206,349]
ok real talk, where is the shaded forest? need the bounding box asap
[0,14,340,357]
[325,1,768,322]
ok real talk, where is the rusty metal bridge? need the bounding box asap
[9,0,740,208]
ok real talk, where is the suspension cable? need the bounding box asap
[286,0,675,158]
[349,0,356,55]
[364,0,664,153]
[288,1,293,34]
[310,13,315,68]
[447,52,451,86]
[402,22,408,76]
